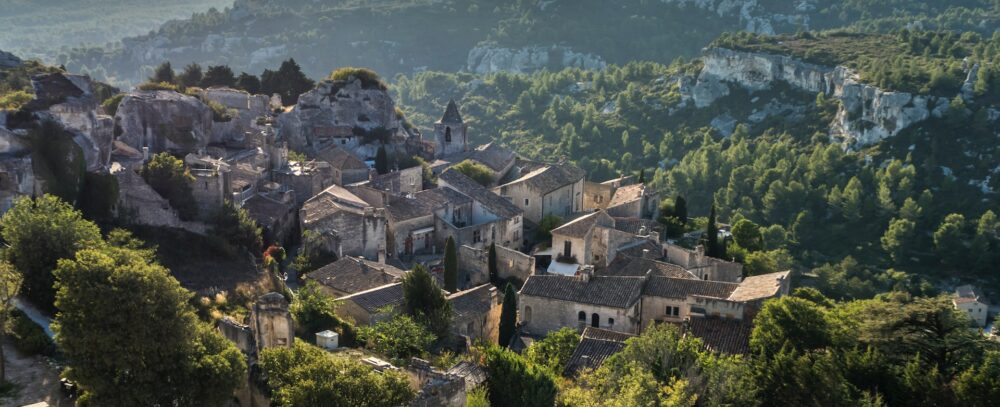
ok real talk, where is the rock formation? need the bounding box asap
[114,90,214,155]
[0,50,21,69]
[0,127,36,213]
[687,47,952,148]
[278,76,407,158]
[466,44,606,74]
[200,87,277,146]
[29,73,114,171]
[660,0,814,35]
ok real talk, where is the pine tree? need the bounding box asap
[444,237,458,292]
[201,65,237,88]
[488,243,498,285]
[706,204,720,257]
[638,168,645,183]
[179,63,203,88]
[675,196,688,225]
[375,146,389,175]
[150,61,175,84]
[498,283,518,347]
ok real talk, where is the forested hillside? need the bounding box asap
[392,30,1000,299]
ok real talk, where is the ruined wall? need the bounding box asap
[583,181,614,211]
[458,244,535,287]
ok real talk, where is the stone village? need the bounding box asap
[1,64,795,406]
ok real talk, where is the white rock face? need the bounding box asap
[115,90,215,155]
[201,87,272,143]
[659,0,814,34]
[31,73,114,171]
[690,47,952,148]
[466,44,606,74]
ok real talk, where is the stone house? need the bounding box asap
[315,144,369,186]
[230,162,265,205]
[241,185,297,245]
[953,285,989,327]
[640,277,741,329]
[335,282,404,326]
[433,100,468,158]
[273,159,335,205]
[582,175,633,212]
[520,268,645,336]
[447,284,502,343]
[300,184,386,260]
[548,210,657,274]
[663,242,744,282]
[564,327,634,376]
[303,256,405,297]
[383,192,439,258]
[458,244,536,289]
[605,183,659,219]
[437,169,524,250]
[370,165,423,196]
[436,141,517,185]
[494,161,585,223]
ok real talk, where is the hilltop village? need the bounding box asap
[0,56,899,406]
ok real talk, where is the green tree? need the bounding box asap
[481,345,557,407]
[674,196,688,225]
[536,215,562,241]
[261,58,315,105]
[359,314,434,359]
[954,351,1000,407]
[54,245,245,405]
[0,262,23,381]
[374,145,389,175]
[933,213,968,268]
[401,265,451,338]
[260,340,414,407]
[178,63,203,88]
[200,65,236,88]
[451,160,493,186]
[882,218,917,264]
[750,297,831,356]
[498,283,518,347]
[732,219,763,252]
[292,230,338,275]
[444,236,458,292]
[705,204,721,258]
[212,202,263,255]
[525,327,579,374]
[142,152,198,220]
[0,195,101,312]
[235,72,261,94]
[488,243,498,284]
[150,61,175,84]
[291,280,355,345]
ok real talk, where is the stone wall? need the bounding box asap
[217,317,254,354]
[521,294,639,336]
[458,244,535,287]
[251,292,294,352]
[583,181,614,211]
[113,166,207,234]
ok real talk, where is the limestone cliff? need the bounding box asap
[29,73,114,171]
[687,47,953,148]
[278,77,407,158]
[466,44,607,74]
[200,87,277,146]
[115,90,215,155]
[660,0,813,35]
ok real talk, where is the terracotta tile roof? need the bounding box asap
[608,183,647,208]
[643,276,739,300]
[564,327,634,376]
[614,239,663,259]
[305,257,404,295]
[447,284,496,321]
[727,271,790,302]
[340,282,404,313]
[316,145,368,170]
[551,211,603,239]
[603,256,696,280]
[438,169,522,218]
[447,361,487,390]
[686,317,753,354]
[520,275,644,309]
[242,194,294,226]
[612,217,660,236]
[384,194,436,222]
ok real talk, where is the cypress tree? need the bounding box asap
[444,237,458,292]
[488,243,498,285]
[638,168,645,183]
[375,146,389,175]
[498,283,518,347]
[675,196,688,225]
[706,204,719,257]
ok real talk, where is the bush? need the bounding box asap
[359,314,434,360]
[328,67,387,90]
[204,99,233,122]
[100,93,125,116]
[6,309,56,357]
[136,81,179,91]
[291,281,358,347]
[141,153,198,221]
[0,90,33,110]
[452,160,493,186]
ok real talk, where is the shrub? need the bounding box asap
[452,160,493,186]
[328,67,387,90]
[100,93,125,116]
[204,99,234,122]
[7,309,56,357]
[136,81,179,92]
[141,153,198,221]
[359,314,434,360]
[0,90,33,110]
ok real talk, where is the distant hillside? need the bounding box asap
[0,0,232,60]
[55,0,1000,87]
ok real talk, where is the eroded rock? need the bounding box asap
[115,90,214,155]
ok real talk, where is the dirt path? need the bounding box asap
[0,342,70,407]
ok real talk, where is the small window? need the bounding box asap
[608,317,614,326]
[524,198,529,207]
[445,127,452,142]
[524,306,532,323]
[473,230,482,243]
[591,313,599,328]
[340,139,346,145]
[578,311,586,321]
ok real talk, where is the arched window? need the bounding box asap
[578,311,586,321]
[591,313,599,328]
[608,317,615,326]
[524,306,533,322]
[445,126,452,142]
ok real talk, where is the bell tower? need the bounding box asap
[434,99,468,158]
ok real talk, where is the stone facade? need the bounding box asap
[458,244,536,288]
[250,292,295,352]
[663,243,743,282]
[112,164,206,234]
[494,163,585,223]
[300,185,387,260]
[273,160,334,206]
[186,154,231,219]
[433,100,468,158]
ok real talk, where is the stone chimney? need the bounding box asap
[577,265,594,283]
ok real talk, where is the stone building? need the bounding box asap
[300,184,387,260]
[433,100,468,158]
[564,327,634,376]
[458,244,536,288]
[370,165,423,196]
[383,191,438,258]
[520,268,645,336]
[185,154,231,219]
[273,159,334,205]
[548,210,658,274]
[241,186,297,245]
[447,284,502,343]
[605,183,659,219]
[302,256,405,297]
[663,242,743,282]
[434,141,516,184]
[494,161,585,223]
[315,144,369,186]
[250,292,295,352]
[335,282,404,325]
[953,285,990,327]
[437,169,523,250]
[582,175,633,212]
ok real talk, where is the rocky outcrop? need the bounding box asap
[0,50,21,69]
[660,0,814,34]
[466,44,606,74]
[29,73,114,171]
[278,77,406,157]
[0,127,36,213]
[688,47,952,148]
[200,87,277,146]
[115,90,214,155]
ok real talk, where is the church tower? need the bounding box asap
[434,99,468,158]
